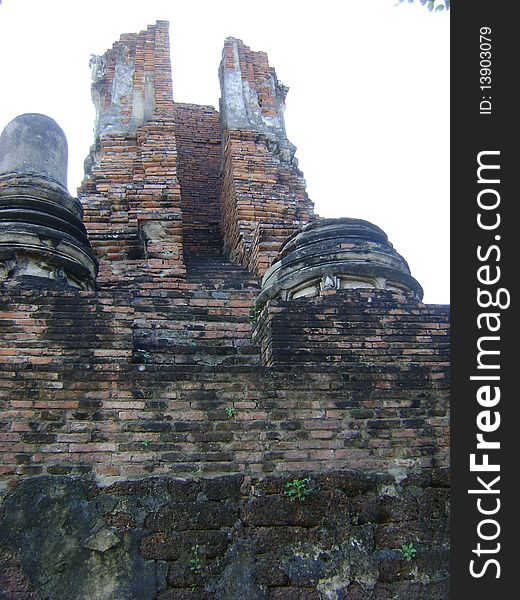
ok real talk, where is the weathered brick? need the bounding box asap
[0,19,450,600]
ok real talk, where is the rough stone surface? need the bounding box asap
[0,477,158,599]
[212,540,268,600]
[0,472,449,599]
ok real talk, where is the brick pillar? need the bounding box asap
[219,38,315,277]
[78,21,185,287]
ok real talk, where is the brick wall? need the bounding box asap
[0,288,449,483]
[254,290,450,369]
[173,104,222,253]
[220,129,313,275]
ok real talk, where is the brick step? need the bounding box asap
[144,353,259,367]
[134,313,256,347]
[135,317,252,335]
[184,252,261,290]
[132,254,260,363]
[132,337,260,367]
[182,237,223,255]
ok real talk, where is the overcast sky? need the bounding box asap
[0,0,449,303]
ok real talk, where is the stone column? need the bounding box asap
[0,113,97,290]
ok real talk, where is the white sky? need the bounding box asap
[0,0,449,303]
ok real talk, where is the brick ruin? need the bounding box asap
[0,22,450,600]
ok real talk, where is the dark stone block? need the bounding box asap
[145,502,237,531]
[46,466,73,475]
[106,478,168,498]
[78,399,103,409]
[401,472,431,488]
[93,493,118,515]
[256,556,291,586]
[0,547,40,599]
[124,421,172,433]
[374,549,411,583]
[414,548,450,580]
[417,488,450,521]
[241,491,349,528]
[280,420,302,431]
[374,521,418,550]
[106,512,136,532]
[369,585,393,599]
[168,479,201,503]
[157,589,215,600]
[431,467,450,488]
[166,561,206,589]
[378,492,419,524]
[284,553,326,585]
[394,581,449,600]
[21,433,56,444]
[252,526,317,554]
[140,532,182,561]
[202,475,243,501]
[315,470,391,495]
[40,410,64,421]
[210,540,267,600]
[337,582,371,600]
[172,421,205,432]
[351,492,383,525]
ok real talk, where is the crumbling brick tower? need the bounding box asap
[0,22,450,599]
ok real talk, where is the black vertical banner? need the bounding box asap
[451,3,516,598]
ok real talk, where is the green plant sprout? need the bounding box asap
[249,301,265,326]
[284,477,312,502]
[400,542,417,561]
[249,302,259,325]
[188,544,204,571]
[134,348,152,364]
[225,406,237,418]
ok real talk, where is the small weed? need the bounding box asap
[142,439,151,448]
[188,544,204,571]
[400,542,417,561]
[134,349,152,364]
[225,406,237,418]
[284,477,312,502]
[249,303,259,325]
[249,302,264,326]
